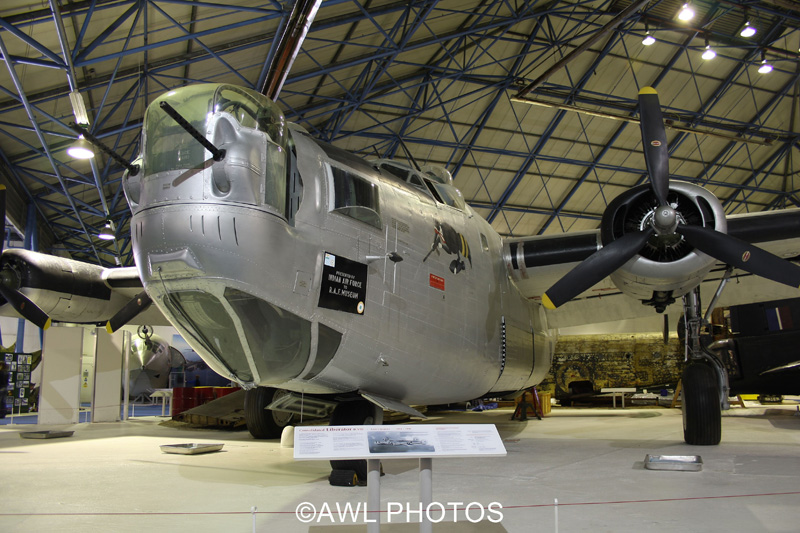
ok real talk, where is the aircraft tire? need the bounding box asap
[244,387,294,439]
[329,400,376,486]
[682,363,721,445]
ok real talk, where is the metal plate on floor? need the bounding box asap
[645,454,702,471]
[20,430,75,439]
[160,443,224,455]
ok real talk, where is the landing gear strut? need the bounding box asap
[681,279,731,445]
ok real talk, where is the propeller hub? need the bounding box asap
[651,205,678,235]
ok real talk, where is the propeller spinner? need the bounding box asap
[542,87,800,310]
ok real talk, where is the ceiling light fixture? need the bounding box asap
[68,91,90,126]
[642,23,655,46]
[701,38,715,60]
[740,9,756,38]
[67,135,95,159]
[677,3,695,22]
[758,50,772,74]
[97,220,115,240]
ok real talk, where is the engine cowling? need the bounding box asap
[601,181,726,310]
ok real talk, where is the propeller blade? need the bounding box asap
[638,87,669,206]
[0,284,51,330]
[105,290,153,333]
[0,185,51,330]
[677,224,800,288]
[542,228,654,309]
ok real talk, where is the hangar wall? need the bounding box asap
[538,333,683,399]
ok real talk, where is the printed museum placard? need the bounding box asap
[294,424,506,460]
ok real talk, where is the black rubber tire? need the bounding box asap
[682,363,722,445]
[244,387,294,439]
[329,400,377,485]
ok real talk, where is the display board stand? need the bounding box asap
[295,424,506,532]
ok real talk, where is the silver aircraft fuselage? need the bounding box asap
[124,84,552,405]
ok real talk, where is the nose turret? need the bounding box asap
[124,83,291,220]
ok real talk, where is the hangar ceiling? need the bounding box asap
[1,0,799,267]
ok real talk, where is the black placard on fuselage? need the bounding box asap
[318,252,367,314]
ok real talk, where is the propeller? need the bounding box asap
[542,228,654,309]
[105,290,153,334]
[542,87,800,310]
[0,185,51,329]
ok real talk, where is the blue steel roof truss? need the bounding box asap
[0,0,798,264]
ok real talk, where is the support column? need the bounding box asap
[419,458,432,533]
[367,458,381,533]
[91,328,125,422]
[39,326,83,425]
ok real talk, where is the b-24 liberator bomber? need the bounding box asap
[3,84,800,485]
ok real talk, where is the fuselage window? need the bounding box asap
[330,165,382,229]
[379,163,410,181]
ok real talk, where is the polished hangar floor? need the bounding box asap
[0,404,798,532]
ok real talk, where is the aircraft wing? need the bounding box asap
[504,209,800,329]
[0,249,169,330]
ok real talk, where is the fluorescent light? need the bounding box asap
[678,3,695,21]
[68,91,90,126]
[642,32,656,46]
[67,136,94,159]
[702,46,716,60]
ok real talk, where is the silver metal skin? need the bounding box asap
[122,84,552,404]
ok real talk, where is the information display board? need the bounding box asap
[4,353,33,414]
[294,424,506,460]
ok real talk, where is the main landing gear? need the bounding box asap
[680,275,732,445]
[328,399,383,486]
[244,386,295,439]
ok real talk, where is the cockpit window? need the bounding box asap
[379,162,410,181]
[426,179,466,211]
[329,165,382,229]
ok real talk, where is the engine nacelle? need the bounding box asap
[601,181,727,310]
[0,249,129,323]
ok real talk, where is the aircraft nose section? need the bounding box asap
[154,284,313,387]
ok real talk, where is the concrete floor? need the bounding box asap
[1,403,799,533]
